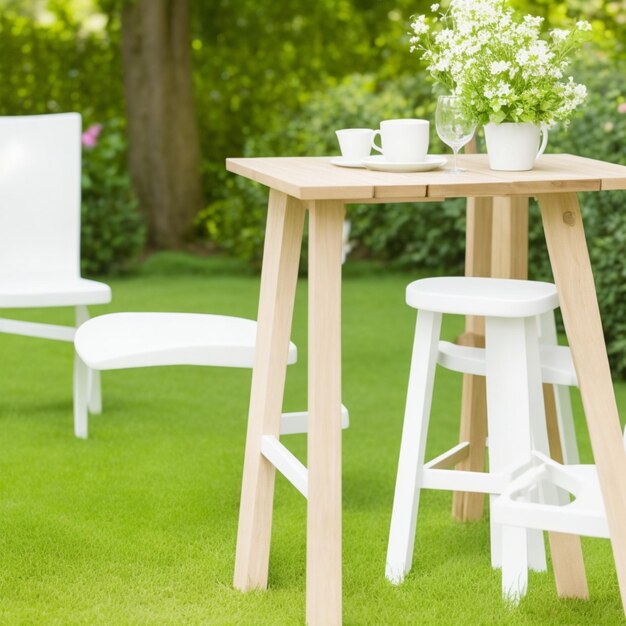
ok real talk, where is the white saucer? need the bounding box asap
[361,155,447,173]
[330,157,366,169]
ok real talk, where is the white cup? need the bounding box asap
[335,128,374,161]
[371,119,430,162]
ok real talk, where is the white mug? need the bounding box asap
[371,119,430,162]
[335,128,374,161]
[484,122,549,171]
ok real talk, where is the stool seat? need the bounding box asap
[406,277,559,318]
[75,312,298,370]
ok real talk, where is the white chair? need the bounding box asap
[0,113,111,420]
[385,277,575,588]
[73,312,349,439]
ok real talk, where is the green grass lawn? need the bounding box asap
[1,253,625,625]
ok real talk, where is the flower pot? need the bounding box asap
[484,122,548,171]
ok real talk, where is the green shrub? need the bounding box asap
[0,10,144,275]
[198,73,468,271]
[81,119,146,275]
[0,10,123,120]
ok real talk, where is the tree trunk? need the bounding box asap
[121,0,203,248]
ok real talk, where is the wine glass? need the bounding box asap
[436,95,476,173]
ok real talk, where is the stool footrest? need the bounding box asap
[422,467,507,494]
[438,340,578,387]
[492,452,610,538]
[424,441,470,469]
[422,442,506,493]
[261,435,308,498]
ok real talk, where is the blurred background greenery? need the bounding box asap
[1,0,626,371]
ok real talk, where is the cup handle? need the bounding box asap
[537,124,549,159]
[371,130,383,155]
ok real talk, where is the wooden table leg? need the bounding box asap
[452,196,492,521]
[454,195,530,521]
[234,190,305,591]
[539,192,625,609]
[544,384,589,599]
[490,196,529,278]
[307,200,345,626]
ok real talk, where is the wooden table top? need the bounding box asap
[226,154,626,202]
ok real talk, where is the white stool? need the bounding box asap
[492,428,626,602]
[385,277,575,586]
[73,312,349,439]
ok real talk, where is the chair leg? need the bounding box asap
[73,353,89,439]
[386,310,442,584]
[88,369,102,414]
[485,316,547,577]
[75,305,102,415]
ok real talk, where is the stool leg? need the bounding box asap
[553,386,579,465]
[386,310,442,584]
[502,525,528,602]
[485,316,547,580]
[537,311,580,465]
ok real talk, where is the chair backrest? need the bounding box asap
[0,113,82,280]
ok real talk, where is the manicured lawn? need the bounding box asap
[1,253,625,624]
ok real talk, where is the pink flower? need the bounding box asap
[618,102,626,114]
[81,123,103,148]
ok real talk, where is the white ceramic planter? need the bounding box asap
[484,122,548,171]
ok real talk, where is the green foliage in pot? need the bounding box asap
[409,0,590,125]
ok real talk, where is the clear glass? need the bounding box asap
[435,95,476,173]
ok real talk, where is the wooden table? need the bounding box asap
[227,154,626,625]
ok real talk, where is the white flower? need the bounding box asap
[411,15,429,36]
[496,81,511,97]
[490,60,510,75]
[434,57,451,72]
[407,0,587,125]
[523,14,544,28]
[551,29,569,42]
[576,20,592,32]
